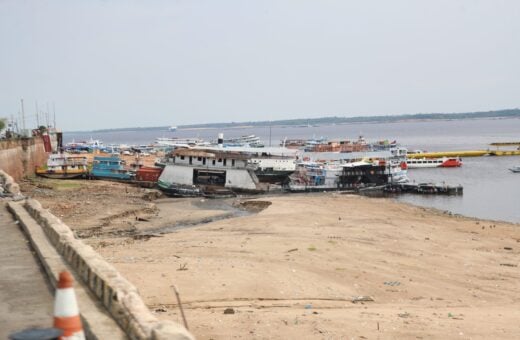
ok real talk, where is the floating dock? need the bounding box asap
[359,183,463,196]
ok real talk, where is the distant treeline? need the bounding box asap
[90,108,520,132]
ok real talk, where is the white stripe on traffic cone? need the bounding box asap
[53,271,85,340]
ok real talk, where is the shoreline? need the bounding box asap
[19,178,520,339]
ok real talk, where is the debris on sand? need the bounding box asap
[223,308,235,315]
[351,296,374,303]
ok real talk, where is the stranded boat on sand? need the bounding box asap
[36,154,88,179]
[158,148,266,197]
[90,156,134,181]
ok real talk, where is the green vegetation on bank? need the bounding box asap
[88,108,520,133]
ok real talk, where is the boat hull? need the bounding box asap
[36,171,86,179]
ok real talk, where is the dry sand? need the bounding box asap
[21,179,520,339]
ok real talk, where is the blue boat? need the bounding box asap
[90,156,135,181]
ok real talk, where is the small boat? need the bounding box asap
[90,156,134,181]
[406,157,462,168]
[509,166,520,173]
[36,154,88,179]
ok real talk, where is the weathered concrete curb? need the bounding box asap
[14,198,193,340]
[7,201,126,340]
[0,169,21,196]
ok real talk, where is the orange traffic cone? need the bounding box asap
[53,271,85,340]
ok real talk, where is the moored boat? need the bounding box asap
[36,153,88,179]
[157,148,263,197]
[509,165,520,173]
[135,166,163,183]
[406,157,462,169]
[90,156,134,181]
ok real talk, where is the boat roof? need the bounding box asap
[193,145,299,157]
[173,148,251,160]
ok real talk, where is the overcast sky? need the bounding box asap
[1,0,519,131]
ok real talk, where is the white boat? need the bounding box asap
[509,166,520,173]
[406,157,462,169]
[155,137,206,147]
[211,134,263,147]
[168,126,177,131]
[158,148,263,196]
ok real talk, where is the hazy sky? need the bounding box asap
[1,0,519,131]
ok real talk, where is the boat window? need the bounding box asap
[232,159,235,166]
[180,156,185,160]
[218,158,222,163]
[189,156,192,165]
[203,157,206,165]
[223,159,227,166]
[197,157,202,161]
[212,159,216,165]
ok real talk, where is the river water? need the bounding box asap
[64,117,520,223]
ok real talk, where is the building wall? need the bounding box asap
[0,138,48,181]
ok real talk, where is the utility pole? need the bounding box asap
[46,102,50,128]
[20,98,26,136]
[53,101,56,128]
[35,100,40,127]
[269,122,272,147]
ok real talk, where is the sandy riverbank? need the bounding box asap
[21,179,520,339]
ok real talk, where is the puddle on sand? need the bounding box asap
[147,197,272,234]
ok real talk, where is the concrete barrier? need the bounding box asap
[22,198,193,340]
[0,170,21,196]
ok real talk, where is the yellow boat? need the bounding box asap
[36,154,89,179]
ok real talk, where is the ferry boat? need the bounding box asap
[193,143,299,184]
[158,148,264,197]
[406,157,462,169]
[35,154,88,179]
[90,156,134,181]
[65,138,104,152]
[288,160,393,192]
[211,134,264,147]
[155,137,206,148]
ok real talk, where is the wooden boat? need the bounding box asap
[90,156,134,181]
[35,154,88,179]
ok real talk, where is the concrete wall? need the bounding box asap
[0,138,48,181]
